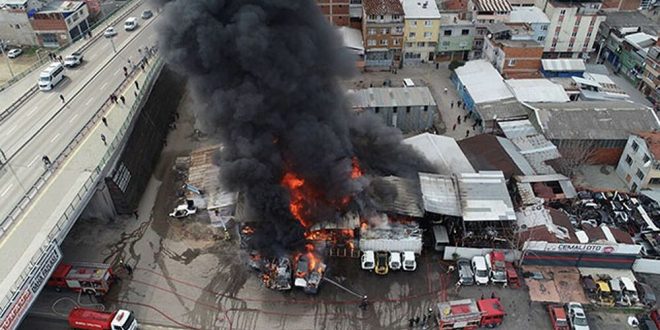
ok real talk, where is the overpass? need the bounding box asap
[0,1,168,328]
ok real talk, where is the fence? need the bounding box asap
[0,55,164,321]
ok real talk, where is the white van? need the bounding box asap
[402,251,416,271]
[124,17,138,31]
[361,251,375,270]
[38,62,65,91]
[471,256,489,285]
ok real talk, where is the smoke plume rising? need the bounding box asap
[155,0,433,252]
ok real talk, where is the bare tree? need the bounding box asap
[551,139,597,178]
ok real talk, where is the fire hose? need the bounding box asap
[50,290,106,317]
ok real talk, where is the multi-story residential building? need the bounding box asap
[317,0,351,27]
[0,0,39,46]
[482,23,544,78]
[362,0,404,69]
[436,12,474,62]
[535,0,605,59]
[509,7,550,45]
[616,132,660,192]
[619,32,657,86]
[640,44,660,106]
[29,0,89,48]
[601,0,641,10]
[402,0,441,65]
[468,0,512,59]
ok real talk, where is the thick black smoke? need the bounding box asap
[155,0,433,252]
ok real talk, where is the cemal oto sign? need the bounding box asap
[536,242,641,255]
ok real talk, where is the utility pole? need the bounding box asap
[0,40,16,78]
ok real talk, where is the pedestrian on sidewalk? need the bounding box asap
[452,123,456,131]
[138,48,142,56]
[465,130,470,138]
[450,101,454,108]
[59,94,65,103]
[359,296,369,311]
[42,155,51,168]
[463,114,468,122]
[58,55,63,63]
[125,263,133,276]
[457,100,462,107]
[133,210,138,219]
[472,122,477,130]
[457,115,461,124]
[443,87,448,94]
[134,81,140,90]
[100,134,107,145]
[123,66,127,74]
[88,30,92,38]
[102,117,108,126]
[120,95,126,104]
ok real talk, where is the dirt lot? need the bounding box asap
[0,49,41,84]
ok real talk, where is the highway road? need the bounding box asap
[0,0,159,224]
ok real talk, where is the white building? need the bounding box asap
[616,132,660,192]
[509,6,550,45]
[535,0,605,59]
[0,0,40,46]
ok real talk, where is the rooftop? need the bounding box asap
[473,0,512,12]
[457,171,516,222]
[635,132,660,160]
[403,133,475,175]
[527,101,660,140]
[39,0,84,13]
[541,59,586,72]
[624,32,658,50]
[362,0,404,15]
[495,39,544,48]
[509,7,550,24]
[505,79,570,103]
[349,87,436,108]
[458,134,530,179]
[418,173,462,217]
[440,0,468,11]
[338,26,364,55]
[600,11,660,36]
[367,176,425,217]
[496,136,536,176]
[454,60,514,104]
[475,98,529,121]
[401,0,441,18]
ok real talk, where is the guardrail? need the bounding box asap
[0,0,144,119]
[0,55,164,320]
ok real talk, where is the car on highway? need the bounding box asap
[566,302,590,330]
[7,48,22,58]
[104,27,117,38]
[63,52,83,68]
[141,10,153,19]
[374,251,388,275]
[124,17,138,31]
[38,62,65,91]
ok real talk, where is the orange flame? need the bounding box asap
[281,172,310,227]
[351,157,363,179]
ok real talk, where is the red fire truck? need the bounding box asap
[47,262,115,296]
[436,298,506,329]
[68,307,138,330]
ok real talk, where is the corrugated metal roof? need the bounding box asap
[457,171,516,222]
[338,27,364,55]
[403,133,475,175]
[454,60,514,104]
[499,119,538,138]
[505,79,570,103]
[515,174,577,199]
[541,59,586,72]
[349,87,436,108]
[418,173,462,216]
[475,0,512,12]
[495,136,535,176]
[475,98,529,121]
[369,176,425,217]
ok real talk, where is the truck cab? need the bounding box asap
[68,307,138,330]
[111,310,138,330]
[486,251,507,285]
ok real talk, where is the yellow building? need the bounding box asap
[402,0,441,65]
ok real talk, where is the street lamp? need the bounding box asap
[109,35,117,53]
[0,148,27,194]
[0,39,16,78]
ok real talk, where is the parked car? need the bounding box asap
[361,251,375,270]
[375,252,388,275]
[471,256,489,285]
[636,281,657,308]
[294,255,309,288]
[7,48,22,58]
[456,258,474,286]
[169,203,197,218]
[547,305,570,330]
[141,10,153,19]
[104,27,117,37]
[388,252,401,271]
[63,52,83,67]
[566,302,590,330]
[402,251,416,271]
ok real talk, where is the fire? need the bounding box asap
[242,226,255,235]
[281,172,310,227]
[351,157,363,179]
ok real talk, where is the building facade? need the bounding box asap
[618,33,657,86]
[640,45,660,107]
[362,0,404,69]
[468,0,512,59]
[596,11,659,72]
[436,13,474,62]
[29,1,89,48]
[402,0,441,65]
[616,133,660,192]
[317,0,351,27]
[536,0,605,59]
[349,87,437,132]
[482,24,544,78]
[509,7,550,45]
[0,0,39,46]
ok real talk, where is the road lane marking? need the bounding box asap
[50,133,61,142]
[100,82,109,90]
[26,106,39,117]
[84,98,94,106]
[3,125,17,137]
[68,113,79,123]
[1,183,13,197]
[27,155,39,167]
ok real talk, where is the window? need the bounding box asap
[632,182,638,191]
[637,169,645,180]
[409,32,416,38]
[393,107,397,113]
[368,28,376,35]
[552,41,557,47]
[393,26,403,34]
[368,15,377,20]
[461,29,469,35]
[380,39,388,46]
[406,107,411,113]
[424,32,432,39]
[367,39,376,46]
[423,106,428,112]
[412,20,417,26]
[417,42,425,47]
[541,25,548,31]
[381,28,388,34]
[571,31,577,37]
[569,40,574,48]
[405,42,413,47]
[424,20,432,26]
[538,36,545,42]
[380,15,384,20]
[374,107,379,113]
[393,39,401,46]
[444,30,452,36]
[554,30,560,37]
[632,141,639,152]
[441,41,450,46]
[560,9,566,15]
[626,155,633,166]
[508,59,516,66]
[586,31,592,38]
[392,14,401,20]
[651,178,660,185]
[643,154,651,163]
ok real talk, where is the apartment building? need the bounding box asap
[616,132,660,192]
[482,23,544,78]
[535,0,605,59]
[362,0,404,69]
[436,13,474,62]
[640,44,660,107]
[468,0,512,59]
[29,0,89,47]
[402,0,441,65]
[509,7,550,45]
[317,0,351,27]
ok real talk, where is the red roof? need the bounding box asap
[477,298,506,317]
[363,0,404,15]
[441,0,468,11]
[635,132,660,160]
